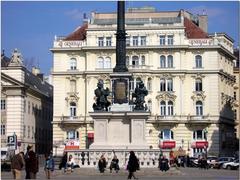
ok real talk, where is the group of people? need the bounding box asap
[59,152,75,172]
[10,145,39,179]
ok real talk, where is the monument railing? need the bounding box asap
[65,149,163,168]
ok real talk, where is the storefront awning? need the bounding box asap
[160,141,176,149]
[191,141,208,148]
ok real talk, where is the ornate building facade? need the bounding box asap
[51,8,238,157]
[1,49,53,154]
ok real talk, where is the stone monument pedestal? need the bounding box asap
[89,111,150,149]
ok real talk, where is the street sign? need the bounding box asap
[7,134,17,150]
[7,136,16,144]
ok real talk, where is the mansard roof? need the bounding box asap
[64,23,88,41]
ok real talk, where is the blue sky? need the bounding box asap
[1,1,239,75]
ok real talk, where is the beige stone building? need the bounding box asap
[51,8,238,157]
[1,49,53,154]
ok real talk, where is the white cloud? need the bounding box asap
[188,6,225,17]
[64,9,83,20]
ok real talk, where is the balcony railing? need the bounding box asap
[187,115,211,124]
[60,116,85,124]
[127,65,151,70]
[156,115,178,124]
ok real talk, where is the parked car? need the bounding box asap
[212,157,235,169]
[222,159,239,170]
[207,156,218,168]
[189,157,198,167]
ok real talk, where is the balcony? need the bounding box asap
[187,115,212,124]
[127,65,151,70]
[156,115,178,124]
[59,116,85,125]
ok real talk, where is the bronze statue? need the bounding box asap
[132,80,148,111]
[93,81,111,111]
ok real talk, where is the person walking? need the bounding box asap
[44,152,55,179]
[110,154,120,173]
[98,154,107,173]
[11,152,25,179]
[25,145,38,179]
[127,151,139,180]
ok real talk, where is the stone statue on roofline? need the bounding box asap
[93,80,111,111]
[132,80,148,111]
[9,48,23,66]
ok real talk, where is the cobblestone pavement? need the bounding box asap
[1,167,239,179]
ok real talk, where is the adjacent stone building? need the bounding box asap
[51,8,238,156]
[1,49,53,154]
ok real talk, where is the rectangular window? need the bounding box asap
[98,37,104,47]
[130,81,134,91]
[167,35,174,45]
[140,36,146,46]
[106,37,112,46]
[1,100,6,110]
[133,36,138,46]
[126,36,130,46]
[160,35,166,45]
[1,125,5,135]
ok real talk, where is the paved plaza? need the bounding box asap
[1,167,239,180]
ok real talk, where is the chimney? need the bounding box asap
[198,14,208,33]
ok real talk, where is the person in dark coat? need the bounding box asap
[98,154,106,173]
[11,152,25,179]
[25,145,38,179]
[161,156,169,171]
[110,155,120,173]
[158,155,163,171]
[127,151,139,179]
[59,152,67,171]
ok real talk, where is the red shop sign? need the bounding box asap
[192,141,208,148]
[160,141,176,149]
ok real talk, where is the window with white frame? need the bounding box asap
[70,80,76,93]
[133,36,138,46]
[70,102,76,117]
[159,129,174,140]
[195,55,202,68]
[160,78,173,92]
[105,57,111,68]
[97,57,111,68]
[147,100,152,112]
[106,37,112,46]
[160,79,166,91]
[147,78,152,91]
[1,125,5,135]
[167,101,174,116]
[196,101,203,116]
[98,37,104,47]
[160,35,166,45]
[141,55,145,66]
[1,100,6,110]
[160,55,166,68]
[167,55,173,68]
[167,79,173,91]
[167,35,174,45]
[160,101,174,116]
[132,56,139,67]
[140,36,146,46]
[160,101,166,115]
[97,57,104,68]
[193,130,207,140]
[195,79,202,91]
[67,130,79,140]
[126,36,130,46]
[70,58,77,70]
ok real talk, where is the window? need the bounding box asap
[160,55,166,68]
[167,55,173,68]
[141,56,145,66]
[97,57,104,68]
[234,92,236,100]
[97,57,111,69]
[133,36,138,46]
[106,37,112,46]
[140,36,146,46]
[147,100,152,112]
[195,79,202,91]
[159,129,174,140]
[130,80,135,91]
[167,35,174,45]
[67,130,79,139]
[193,130,206,140]
[70,80,76,93]
[167,101,174,116]
[126,56,129,66]
[1,100,6,110]
[70,102,76,117]
[160,78,173,92]
[132,56,139,67]
[160,101,166,116]
[160,79,166,91]
[104,57,111,68]
[126,36,130,46]
[147,78,152,91]
[195,55,202,68]
[98,37,104,47]
[1,125,5,135]
[196,101,203,116]
[160,35,166,45]
[70,58,77,70]
[167,79,173,91]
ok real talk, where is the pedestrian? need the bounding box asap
[44,152,55,179]
[24,145,31,179]
[161,156,169,171]
[11,152,25,179]
[127,151,139,179]
[158,155,163,171]
[25,145,39,179]
[110,154,120,173]
[98,154,106,173]
[186,155,190,167]
[59,152,67,171]
[65,154,75,172]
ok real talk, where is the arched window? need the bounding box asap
[97,57,104,68]
[193,130,206,140]
[70,58,77,70]
[160,55,166,68]
[160,79,166,91]
[70,80,76,93]
[159,129,174,140]
[132,56,139,67]
[167,55,173,68]
[70,102,76,117]
[196,101,203,116]
[195,79,202,91]
[167,101,174,116]
[160,101,166,116]
[195,55,202,68]
[105,57,111,68]
[126,56,129,66]
[147,100,152,112]
[167,79,173,91]
[67,130,79,139]
[147,78,152,91]
[141,55,145,66]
